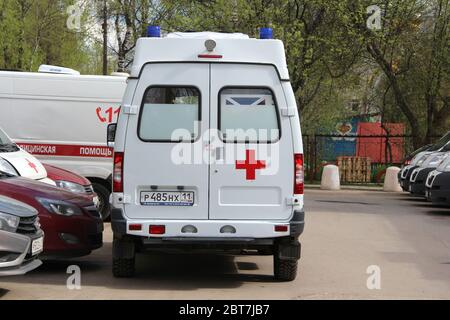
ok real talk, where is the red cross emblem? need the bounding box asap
[235,149,266,180]
[26,159,39,173]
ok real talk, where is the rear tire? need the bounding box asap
[112,237,135,278]
[274,256,298,281]
[92,182,111,221]
[113,257,135,278]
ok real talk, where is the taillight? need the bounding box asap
[294,153,304,194]
[149,225,166,235]
[113,152,124,192]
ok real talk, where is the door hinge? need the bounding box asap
[281,107,296,117]
[123,105,138,115]
[286,196,301,206]
[114,194,132,204]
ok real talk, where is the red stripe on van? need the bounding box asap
[16,143,113,158]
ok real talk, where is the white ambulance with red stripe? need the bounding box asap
[0,126,53,185]
[109,27,305,281]
[0,66,127,219]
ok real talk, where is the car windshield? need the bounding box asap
[428,132,450,151]
[0,128,19,152]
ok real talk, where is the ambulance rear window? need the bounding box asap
[138,86,200,142]
[219,88,280,143]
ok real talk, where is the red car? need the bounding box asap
[43,164,100,212]
[0,172,103,258]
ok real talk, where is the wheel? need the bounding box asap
[92,182,111,221]
[113,257,135,278]
[112,237,135,278]
[273,256,298,281]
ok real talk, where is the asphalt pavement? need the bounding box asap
[1,189,449,299]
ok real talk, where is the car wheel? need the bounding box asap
[112,237,135,278]
[92,182,111,221]
[273,255,298,281]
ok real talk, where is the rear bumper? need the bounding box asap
[111,208,305,239]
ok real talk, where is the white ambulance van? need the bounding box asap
[0,67,127,218]
[109,27,305,281]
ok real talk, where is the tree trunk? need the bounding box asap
[102,0,108,75]
[366,42,422,148]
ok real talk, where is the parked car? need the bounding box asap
[408,151,449,197]
[0,127,104,218]
[0,172,103,258]
[0,126,54,185]
[0,67,127,221]
[43,164,102,218]
[401,144,433,167]
[425,156,450,206]
[0,183,44,276]
[399,152,430,192]
[399,131,450,191]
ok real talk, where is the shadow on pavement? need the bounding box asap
[424,210,450,217]
[0,242,276,291]
[0,288,9,298]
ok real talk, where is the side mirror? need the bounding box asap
[107,123,117,148]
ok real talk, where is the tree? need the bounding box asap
[342,0,450,147]
[0,0,90,72]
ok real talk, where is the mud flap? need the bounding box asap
[277,240,301,262]
[113,237,135,259]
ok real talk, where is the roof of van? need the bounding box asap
[131,32,289,80]
[0,71,127,100]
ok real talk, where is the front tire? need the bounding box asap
[92,182,111,221]
[113,257,135,278]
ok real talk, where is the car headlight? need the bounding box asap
[55,180,86,194]
[0,158,19,176]
[0,212,20,232]
[37,198,82,216]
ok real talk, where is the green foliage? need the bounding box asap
[0,0,90,72]
[0,0,448,141]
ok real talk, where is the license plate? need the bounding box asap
[408,185,412,192]
[425,190,430,198]
[31,237,43,255]
[140,191,194,206]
